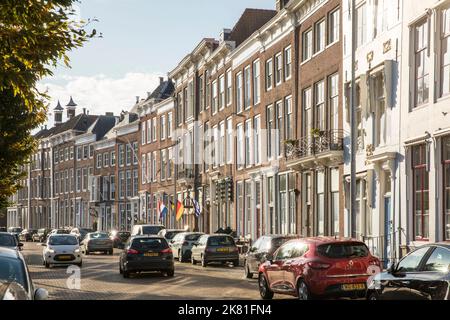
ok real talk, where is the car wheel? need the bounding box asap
[166,269,175,277]
[191,255,197,265]
[258,274,274,300]
[297,279,311,300]
[201,255,207,268]
[244,261,253,279]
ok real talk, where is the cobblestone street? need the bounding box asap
[22,242,263,300]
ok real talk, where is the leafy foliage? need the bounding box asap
[0,0,97,209]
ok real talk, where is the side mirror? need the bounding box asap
[387,262,398,274]
[34,288,48,301]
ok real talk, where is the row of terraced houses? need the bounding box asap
[7,0,450,265]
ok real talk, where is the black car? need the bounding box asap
[367,243,450,300]
[110,231,131,249]
[244,234,299,279]
[19,229,37,242]
[119,236,174,278]
[0,247,48,300]
[0,232,23,251]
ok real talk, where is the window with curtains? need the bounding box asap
[412,144,429,240]
[244,66,251,110]
[219,75,225,110]
[245,119,252,167]
[253,60,261,105]
[265,58,273,91]
[440,8,450,97]
[226,117,233,164]
[284,47,292,80]
[329,74,339,131]
[284,96,293,140]
[276,100,283,157]
[302,29,313,61]
[236,72,243,113]
[315,19,326,53]
[212,80,218,114]
[413,19,429,107]
[226,69,232,106]
[314,80,326,131]
[141,154,146,184]
[266,105,274,159]
[199,76,204,111]
[237,123,244,169]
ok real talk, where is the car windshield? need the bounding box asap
[90,233,108,239]
[131,238,168,250]
[272,237,295,250]
[185,234,202,241]
[56,230,70,234]
[8,228,22,233]
[48,236,78,246]
[0,257,27,291]
[142,226,164,235]
[0,234,17,247]
[38,229,45,233]
[317,243,369,259]
[208,236,235,246]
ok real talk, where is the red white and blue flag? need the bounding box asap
[158,200,168,221]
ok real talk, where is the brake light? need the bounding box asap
[127,249,139,255]
[307,261,331,270]
[161,248,172,254]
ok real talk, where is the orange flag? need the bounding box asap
[176,200,185,221]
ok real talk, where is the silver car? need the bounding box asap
[170,232,204,262]
[81,232,113,255]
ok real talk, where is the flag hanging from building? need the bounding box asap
[158,200,168,221]
[176,200,184,221]
[192,199,201,218]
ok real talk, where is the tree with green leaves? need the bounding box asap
[0,0,98,209]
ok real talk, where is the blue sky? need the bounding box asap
[39,0,275,124]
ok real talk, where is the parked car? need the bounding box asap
[131,224,165,236]
[170,232,204,262]
[0,232,23,251]
[119,235,174,278]
[7,227,23,238]
[0,281,31,300]
[70,228,94,243]
[110,231,131,249]
[81,232,113,255]
[32,228,51,242]
[244,234,299,279]
[191,234,239,267]
[42,234,82,268]
[258,237,381,300]
[158,229,185,241]
[367,243,450,300]
[19,229,37,242]
[0,247,48,300]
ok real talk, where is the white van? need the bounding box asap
[131,224,165,236]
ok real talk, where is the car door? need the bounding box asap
[247,237,262,272]
[408,246,450,300]
[170,234,182,258]
[283,242,308,293]
[378,246,432,300]
[266,244,291,292]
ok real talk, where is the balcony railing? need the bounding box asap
[285,129,344,161]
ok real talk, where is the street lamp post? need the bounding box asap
[350,0,357,238]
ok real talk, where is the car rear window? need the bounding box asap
[0,234,17,247]
[90,233,109,239]
[207,236,235,246]
[185,234,202,241]
[142,226,164,235]
[132,238,168,250]
[56,229,70,234]
[8,228,22,233]
[0,257,27,291]
[49,236,78,246]
[317,242,369,259]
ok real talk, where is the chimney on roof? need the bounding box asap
[220,29,232,43]
[159,77,164,84]
[136,96,140,104]
[276,0,290,11]
[83,107,86,115]
[45,125,47,130]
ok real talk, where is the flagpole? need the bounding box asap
[350,0,357,238]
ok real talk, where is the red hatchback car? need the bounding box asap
[258,237,381,300]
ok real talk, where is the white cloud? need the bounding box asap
[38,72,164,127]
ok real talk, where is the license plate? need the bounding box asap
[216,248,229,253]
[58,255,72,260]
[144,252,158,257]
[341,283,366,291]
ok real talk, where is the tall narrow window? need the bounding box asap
[275,53,282,85]
[331,168,340,236]
[167,112,172,138]
[284,47,292,80]
[254,115,261,165]
[152,118,157,142]
[188,81,194,119]
[253,60,261,105]
[266,105,274,159]
[147,119,151,143]
[315,19,326,53]
[160,115,166,140]
[160,149,166,181]
[237,123,244,168]
[356,3,367,47]
[226,69,232,106]
[199,76,204,111]
[314,80,326,131]
[141,121,146,145]
[244,66,251,109]
[219,121,225,166]
[441,8,450,97]
[329,74,339,131]
[245,119,252,167]
[443,138,450,241]
[205,71,210,110]
[265,58,273,91]
[226,118,233,164]
[303,88,312,154]
[303,30,313,61]
[141,154,146,184]
[219,75,225,110]
[276,101,283,157]
[236,72,243,113]
[413,19,429,107]
[212,80,218,114]
[316,171,325,236]
[328,8,340,45]
[284,96,293,140]
[412,144,429,240]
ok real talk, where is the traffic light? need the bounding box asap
[226,178,233,202]
[220,180,226,200]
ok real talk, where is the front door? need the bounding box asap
[384,196,392,268]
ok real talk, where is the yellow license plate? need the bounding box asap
[59,255,72,260]
[144,252,158,257]
[216,248,229,253]
[341,283,366,291]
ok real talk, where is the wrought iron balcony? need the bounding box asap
[285,130,344,170]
